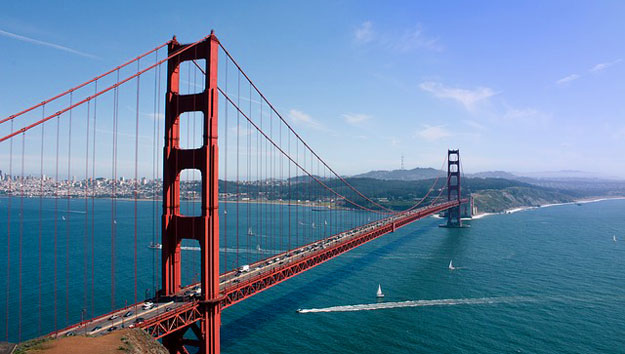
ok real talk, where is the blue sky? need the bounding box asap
[1,1,624,178]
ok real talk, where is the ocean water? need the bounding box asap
[1,198,625,353]
[220,199,625,354]
[0,196,379,342]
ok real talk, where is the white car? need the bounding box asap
[142,301,154,310]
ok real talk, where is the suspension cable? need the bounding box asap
[0,41,170,126]
[218,87,389,214]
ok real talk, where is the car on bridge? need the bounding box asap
[89,326,102,334]
[129,317,145,328]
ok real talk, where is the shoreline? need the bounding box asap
[471,196,625,219]
[0,195,345,210]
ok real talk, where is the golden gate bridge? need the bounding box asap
[0,32,468,353]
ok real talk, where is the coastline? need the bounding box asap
[0,195,344,209]
[471,196,625,219]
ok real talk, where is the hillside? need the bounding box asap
[15,329,167,354]
[215,176,583,213]
[353,167,444,181]
[345,167,625,213]
[471,186,575,213]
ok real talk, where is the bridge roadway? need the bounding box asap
[51,199,465,339]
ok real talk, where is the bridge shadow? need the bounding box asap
[219,219,445,350]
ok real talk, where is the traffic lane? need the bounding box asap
[86,301,178,336]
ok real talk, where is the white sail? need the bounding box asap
[613,235,617,242]
[376,284,384,298]
[448,260,454,270]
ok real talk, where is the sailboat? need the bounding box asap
[448,260,455,270]
[311,222,316,229]
[613,235,617,242]
[148,242,162,250]
[376,284,384,298]
[247,227,254,236]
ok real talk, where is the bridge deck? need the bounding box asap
[51,200,465,339]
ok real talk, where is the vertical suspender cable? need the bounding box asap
[279,121,283,252]
[111,70,120,311]
[83,100,90,321]
[90,81,98,318]
[66,93,73,326]
[152,51,158,296]
[155,57,162,295]
[295,139,298,248]
[259,100,263,259]
[54,115,60,333]
[270,110,275,252]
[247,83,251,265]
[301,143,304,243]
[4,118,11,341]
[18,132,25,341]
[256,97,259,260]
[267,105,270,251]
[134,59,141,303]
[38,108,45,335]
[236,70,240,269]
[287,128,290,250]
[223,58,228,271]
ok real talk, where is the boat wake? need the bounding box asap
[297,296,534,313]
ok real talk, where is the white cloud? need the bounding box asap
[590,59,622,72]
[419,82,497,110]
[416,125,452,141]
[393,26,442,52]
[354,21,374,43]
[464,120,486,130]
[554,59,621,86]
[556,74,580,85]
[341,113,371,125]
[0,29,98,59]
[289,109,323,130]
[354,21,441,52]
[502,107,551,128]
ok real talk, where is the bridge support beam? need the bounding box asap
[162,32,221,354]
[442,149,465,228]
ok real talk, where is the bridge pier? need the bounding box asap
[440,149,469,228]
[162,32,221,354]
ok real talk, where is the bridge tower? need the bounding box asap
[162,32,220,354]
[446,149,462,227]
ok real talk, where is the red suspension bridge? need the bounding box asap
[0,32,468,353]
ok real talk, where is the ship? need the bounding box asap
[148,242,162,249]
